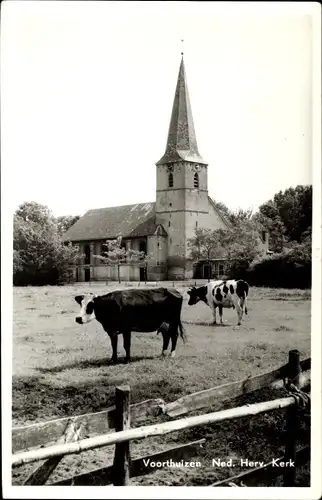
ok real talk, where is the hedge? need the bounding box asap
[245,250,311,289]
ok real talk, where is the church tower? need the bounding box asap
[155,55,209,279]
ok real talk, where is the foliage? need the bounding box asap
[55,215,80,236]
[222,224,265,278]
[15,201,53,226]
[187,228,225,262]
[227,208,255,227]
[256,185,312,251]
[13,202,81,286]
[253,203,286,253]
[209,185,312,282]
[94,236,147,283]
[188,223,264,279]
[246,240,311,288]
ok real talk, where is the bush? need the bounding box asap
[226,259,253,280]
[13,267,60,286]
[246,245,311,289]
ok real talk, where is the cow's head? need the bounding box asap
[75,294,97,324]
[187,286,208,306]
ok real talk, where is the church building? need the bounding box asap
[63,56,268,281]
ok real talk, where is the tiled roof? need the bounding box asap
[62,202,157,242]
[62,198,231,242]
[127,215,167,238]
[156,56,207,166]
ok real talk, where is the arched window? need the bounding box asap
[168,173,173,188]
[194,172,199,188]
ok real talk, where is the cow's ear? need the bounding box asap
[187,290,191,295]
[75,295,84,305]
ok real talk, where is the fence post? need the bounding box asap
[283,349,301,487]
[113,385,131,486]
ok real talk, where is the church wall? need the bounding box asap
[147,235,167,264]
[154,209,186,279]
[147,234,168,280]
[88,264,141,281]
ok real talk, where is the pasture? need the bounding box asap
[12,282,311,486]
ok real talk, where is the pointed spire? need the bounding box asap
[156,55,207,166]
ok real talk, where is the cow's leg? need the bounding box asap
[123,331,131,363]
[170,328,178,358]
[211,303,217,324]
[109,333,118,364]
[218,305,223,324]
[236,303,243,326]
[161,331,170,356]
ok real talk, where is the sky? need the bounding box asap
[1,1,317,217]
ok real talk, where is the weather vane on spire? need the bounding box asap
[181,39,184,56]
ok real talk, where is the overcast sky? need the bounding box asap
[2,1,316,217]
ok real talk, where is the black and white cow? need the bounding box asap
[75,288,185,363]
[187,280,249,326]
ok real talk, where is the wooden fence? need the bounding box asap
[12,349,311,487]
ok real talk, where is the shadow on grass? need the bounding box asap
[183,321,228,327]
[35,355,160,374]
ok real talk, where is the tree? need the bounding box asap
[256,185,312,251]
[15,201,54,227]
[13,202,82,285]
[94,236,147,283]
[220,224,264,277]
[55,215,80,236]
[188,222,264,280]
[228,208,254,227]
[273,185,312,242]
[212,200,232,220]
[187,228,225,281]
[254,200,286,252]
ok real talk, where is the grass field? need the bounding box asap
[12,282,311,486]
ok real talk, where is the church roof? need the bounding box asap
[127,215,167,238]
[63,197,231,243]
[62,202,161,242]
[156,56,207,166]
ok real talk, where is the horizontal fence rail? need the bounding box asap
[164,358,311,417]
[12,395,297,468]
[12,398,164,454]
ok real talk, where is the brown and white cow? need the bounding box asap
[187,280,249,326]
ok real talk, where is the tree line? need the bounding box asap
[192,185,312,287]
[13,185,312,287]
